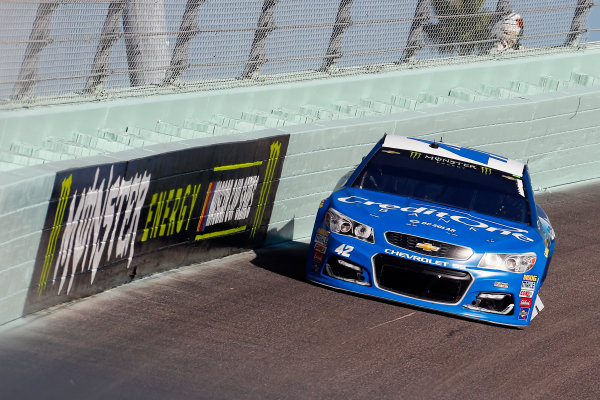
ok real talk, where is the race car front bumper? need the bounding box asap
[306,231,542,327]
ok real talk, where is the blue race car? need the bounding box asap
[306,135,555,327]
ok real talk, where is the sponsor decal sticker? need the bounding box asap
[519,307,530,320]
[411,138,509,166]
[409,220,456,234]
[313,252,323,263]
[423,154,479,171]
[520,298,533,307]
[314,243,326,254]
[317,228,329,237]
[519,289,534,298]
[338,196,533,242]
[494,281,509,289]
[521,280,536,290]
[315,233,328,246]
[523,275,538,282]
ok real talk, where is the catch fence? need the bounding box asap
[0,0,596,107]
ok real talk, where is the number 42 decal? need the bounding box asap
[334,244,354,257]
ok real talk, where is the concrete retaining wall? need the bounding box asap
[266,87,600,245]
[1,49,599,325]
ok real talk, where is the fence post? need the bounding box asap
[85,2,125,94]
[122,0,169,86]
[11,2,59,100]
[241,0,279,79]
[399,0,430,63]
[319,0,353,72]
[164,0,207,85]
[565,0,593,46]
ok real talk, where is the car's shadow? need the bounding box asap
[251,241,309,281]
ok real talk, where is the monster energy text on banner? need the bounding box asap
[39,164,150,296]
[27,135,289,313]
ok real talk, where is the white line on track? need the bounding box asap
[369,312,416,330]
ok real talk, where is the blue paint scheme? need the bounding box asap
[306,136,555,327]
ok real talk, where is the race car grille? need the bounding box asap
[385,232,473,260]
[373,254,472,304]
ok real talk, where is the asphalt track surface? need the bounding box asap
[1,181,599,400]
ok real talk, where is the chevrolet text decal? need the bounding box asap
[338,196,534,242]
[385,249,470,269]
[385,249,451,267]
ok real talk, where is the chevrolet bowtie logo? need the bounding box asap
[416,242,440,252]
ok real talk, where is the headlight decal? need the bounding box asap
[325,208,374,243]
[478,252,537,273]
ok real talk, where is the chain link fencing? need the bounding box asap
[0,0,596,108]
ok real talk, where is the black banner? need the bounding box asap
[25,135,289,313]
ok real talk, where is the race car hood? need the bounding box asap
[330,187,540,253]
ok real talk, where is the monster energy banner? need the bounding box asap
[26,135,289,313]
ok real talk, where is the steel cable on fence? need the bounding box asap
[0,1,596,103]
[3,28,586,89]
[1,4,588,48]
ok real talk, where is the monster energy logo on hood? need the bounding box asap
[338,196,534,242]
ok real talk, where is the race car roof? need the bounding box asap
[383,136,526,177]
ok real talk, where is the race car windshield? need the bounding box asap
[352,148,531,224]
